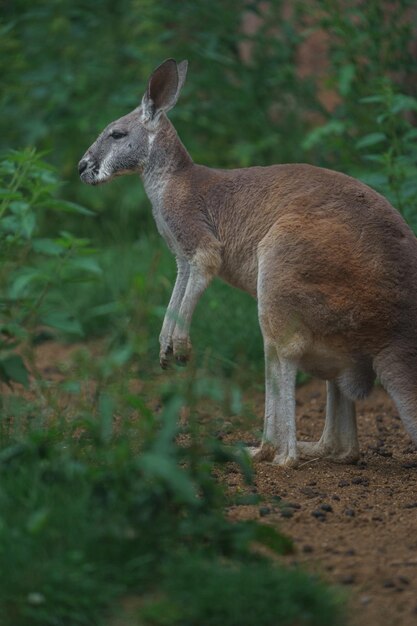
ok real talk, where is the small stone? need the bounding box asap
[280,508,294,519]
[398,576,410,585]
[303,544,314,553]
[402,462,417,469]
[360,595,371,605]
[320,503,333,513]
[345,508,355,517]
[352,476,369,486]
[346,549,356,556]
[332,495,341,501]
[338,480,350,487]
[259,506,271,517]
[383,579,395,588]
[312,509,326,521]
[372,515,383,522]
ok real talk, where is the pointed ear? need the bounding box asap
[141,58,188,125]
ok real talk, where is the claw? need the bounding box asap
[159,344,173,369]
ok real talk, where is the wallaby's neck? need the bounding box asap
[142,115,192,203]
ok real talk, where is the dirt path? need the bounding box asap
[223,381,417,626]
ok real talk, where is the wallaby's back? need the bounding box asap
[165,163,417,357]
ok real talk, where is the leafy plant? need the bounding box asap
[356,84,417,231]
[0,148,98,385]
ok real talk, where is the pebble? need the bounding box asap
[320,503,333,513]
[345,508,355,517]
[338,480,350,487]
[352,476,369,486]
[312,509,326,521]
[280,508,294,519]
[259,506,271,517]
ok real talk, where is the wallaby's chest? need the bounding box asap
[144,175,184,257]
[153,206,181,255]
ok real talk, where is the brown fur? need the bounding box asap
[80,58,417,461]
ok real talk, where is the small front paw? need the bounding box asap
[172,336,192,366]
[159,341,173,370]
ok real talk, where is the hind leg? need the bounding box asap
[298,380,359,463]
[249,342,298,467]
[248,342,281,462]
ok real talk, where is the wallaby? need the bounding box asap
[79,58,417,467]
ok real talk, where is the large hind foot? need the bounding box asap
[297,380,360,464]
[297,440,359,464]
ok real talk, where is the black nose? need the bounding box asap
[78,159,88,175]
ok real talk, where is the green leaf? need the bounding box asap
[41,311,83,336]
[0,354,30,387]
[9,269,45,299]
[302,120,346,150]
[69,257,102,275]
[98,392,114,443]
[356,132,386,150]
[252,522,294,555]
[140,452,197,503]
[338,64,355,97]
[390,94,417,114]
[32,238,65,256]
[360,95,385,104]
[41,199,96,216]
[27,508,49,534]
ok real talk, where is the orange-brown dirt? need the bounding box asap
[31,343,417,625]
[220,380,417,626]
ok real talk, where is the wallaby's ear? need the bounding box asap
[141,58,188,124]
[176,60,188,95]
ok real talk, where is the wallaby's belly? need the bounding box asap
[219,253,258,297]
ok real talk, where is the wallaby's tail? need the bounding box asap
[374,341,417,444]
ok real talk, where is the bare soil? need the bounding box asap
[223,380,417,626]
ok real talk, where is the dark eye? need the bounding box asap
[110,130,127,139]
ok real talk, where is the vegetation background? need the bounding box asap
[1,1,417,624]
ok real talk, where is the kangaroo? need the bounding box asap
[79,58,417,467]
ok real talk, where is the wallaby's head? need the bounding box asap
[78,58,188,185]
